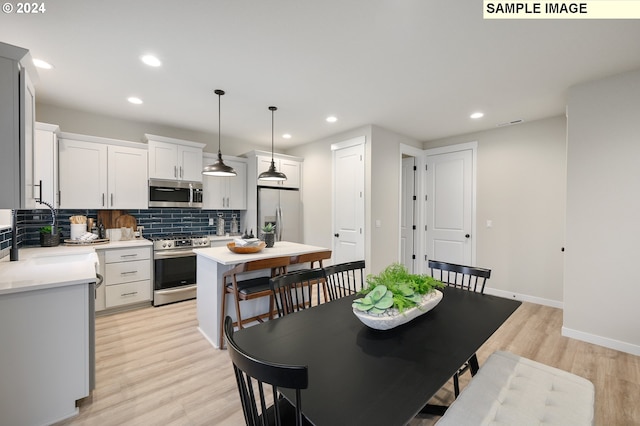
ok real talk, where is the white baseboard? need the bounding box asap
[562,326,640,356]
[484,287,564,309]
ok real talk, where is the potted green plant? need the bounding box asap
[39,226,61,247]
[260,223,276,248]
[352,263,445,330]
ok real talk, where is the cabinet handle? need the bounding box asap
[121,291,138,297]
[174,166,178,178]
[180,166,183,178]
[102,193,105,206]
[34,179,42,202]
[111,193,114,206]
[120,254,138,258]
[120,271,138,275]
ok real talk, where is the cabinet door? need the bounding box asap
[227,159,247,209]
[179,145,203,182]
[280,159,301,189]
[22,72,36,209]
[33,126,58,207]
[59,139,108,209]
[148,140,178,180]
[202,158,226,209]
[108,146,148,209]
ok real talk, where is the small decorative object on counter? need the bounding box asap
[217,213,225,236]
[260,223,276,248]
[98,220,105,239]
[230,214,239,235]
[39,226,61,247]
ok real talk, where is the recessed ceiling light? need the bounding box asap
[326,116,338,123]
[470,112,484,119]
[127,97,143,105]
[141,55,161,67]
[282,134,292,139]
[32,58,53,69]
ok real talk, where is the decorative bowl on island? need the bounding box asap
[226,241,266,254]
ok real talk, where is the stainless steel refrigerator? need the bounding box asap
[257,187,301,243]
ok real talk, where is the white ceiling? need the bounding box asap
[2,1,640,149]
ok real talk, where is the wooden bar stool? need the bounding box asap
[219,256,290,348]
[290,250,332,303]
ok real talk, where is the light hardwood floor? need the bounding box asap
[56,299,639,426]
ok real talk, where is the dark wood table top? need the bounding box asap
[233,286,522,426]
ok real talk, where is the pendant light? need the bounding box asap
[203,89,236,177]
[258,106,287,181]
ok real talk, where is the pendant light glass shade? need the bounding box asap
[258,106,287,181]
[203,89,236,177]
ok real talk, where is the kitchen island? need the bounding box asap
[194,241,330,349]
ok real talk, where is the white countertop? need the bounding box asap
[194,241,330,266]
[0,239,152,296]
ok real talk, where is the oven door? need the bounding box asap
[153,250,197,306]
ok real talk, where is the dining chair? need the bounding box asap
[290,250,332,302]
[224,316,310,426]
[270,268,328,317]
[428,259,492,397]
[323,260,366,301]
[219,256,290,348]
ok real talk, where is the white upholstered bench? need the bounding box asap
[436,350,595,426]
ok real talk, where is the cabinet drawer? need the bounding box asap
[105,281,151,307]
[105,260,151,285]
[104,247,150,263]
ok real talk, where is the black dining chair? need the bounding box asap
[270,268,328,317]
[428,259,492,397]
[323,260,366,301]
[224,316,310,426]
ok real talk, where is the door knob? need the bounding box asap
[465,234,470,238]
[334,233,340,238]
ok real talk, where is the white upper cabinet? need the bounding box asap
[28,122,59,208]
[58,133,148,209]
[202,155,247,210]
[255,153,302,189]
[0,42,37,209]
[145,134,205,182]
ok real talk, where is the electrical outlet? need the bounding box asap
[209,218,214,226]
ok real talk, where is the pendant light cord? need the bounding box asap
[218,92,222,156]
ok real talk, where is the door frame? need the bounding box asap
[399,141,477,273]
[399,144,425,273]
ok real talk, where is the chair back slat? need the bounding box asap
[224,317,308,426]
[428,260,491,294]
[323,260,366,301]
[270,268,327,317]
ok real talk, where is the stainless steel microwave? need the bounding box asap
[148,179,203,208]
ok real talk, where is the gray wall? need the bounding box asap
[36,102,262,156]
[564,69,640,355]
[425,116,567,306]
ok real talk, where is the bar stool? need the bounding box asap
[219,256,290,348]
[290,250,332,303]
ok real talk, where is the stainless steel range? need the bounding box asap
[152,235,210,306]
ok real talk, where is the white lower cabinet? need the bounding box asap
[97,246,152,310]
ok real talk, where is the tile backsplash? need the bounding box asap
[0,208,243,254]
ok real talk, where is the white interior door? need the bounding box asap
[332,139,365,265]
[401,157,416,273]
[425,147,474,265]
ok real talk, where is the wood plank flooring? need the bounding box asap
[55,300,640,426]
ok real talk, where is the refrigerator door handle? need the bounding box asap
[276,207,283,241]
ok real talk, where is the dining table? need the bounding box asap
[233,286,522,426]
